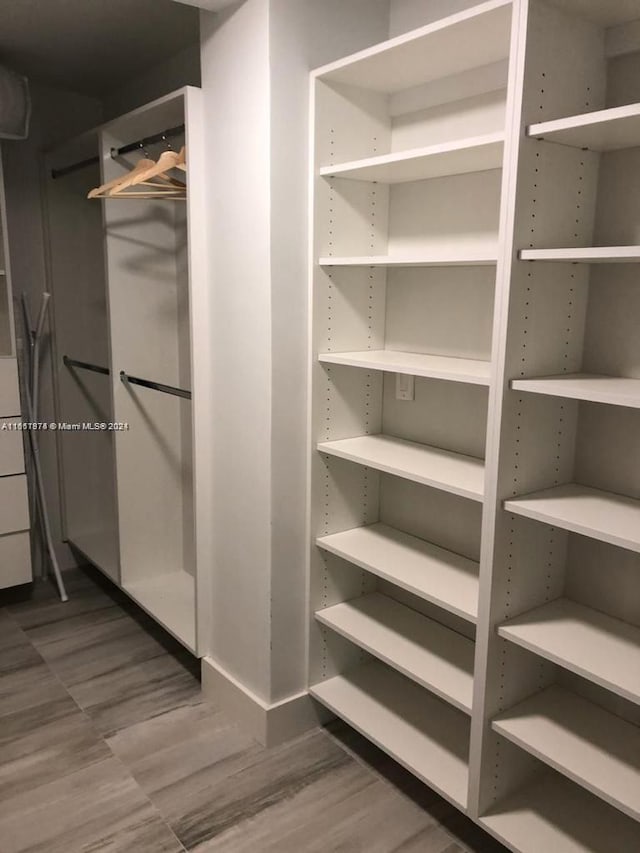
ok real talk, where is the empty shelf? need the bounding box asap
[318,434,484,501]
[316,523,479,623]
[319,250,498,267]
[529,102,640,152]
[124,570,196,653]
[316,592,474,712]
[520,246,640,263]
[481,771,640,853]
[505,483,640,552]
[310,660,469,808]
[512,373,640,408]
[498,597,640,704]
[320,133,504,184]
[315,0,511,94]
[492,685,640,820]
[319,350,491,385]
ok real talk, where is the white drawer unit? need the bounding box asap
[0,358,20,416]
[0,473,29,535]
[0,531,31,588]
[0,417,25,476]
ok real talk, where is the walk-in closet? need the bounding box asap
[0,1,638,851]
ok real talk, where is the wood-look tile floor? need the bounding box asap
[0,568,507,853]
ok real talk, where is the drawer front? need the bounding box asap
[0,418,25,475]
[0,473,29,534]
[0,359,21,416]
[0,531,32,588]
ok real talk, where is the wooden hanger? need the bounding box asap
[87,157,156,198]
[115,147,187,192]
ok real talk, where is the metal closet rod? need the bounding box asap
[120,371,191,400]
[50,123,186,180]
[63,355,110,376]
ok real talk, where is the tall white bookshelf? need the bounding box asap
[307,1,640,850]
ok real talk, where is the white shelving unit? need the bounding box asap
[308,0,640,848]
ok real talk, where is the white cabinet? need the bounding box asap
[45,87,210,654]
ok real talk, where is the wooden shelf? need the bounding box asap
[319,350,491,385]
[315,0,512,94]
[124,570,196,653]
[319,250,498,268]
[528,102,640,152]
[320,133,504,184]
[505,483,640,553]
[520,246,640,263]
[511,373,640,408]
[481,771,640,853]
[498,597,640,704]
[492,685,640,820]
[310,660,469,809]
[318,434,484,501]
[316,523,479,623]
[316,592,474,712]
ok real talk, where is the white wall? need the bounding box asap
[389,0,480,34]
[102,43,201,120]
[268,0,389,702]
[2,84,103,572]
[199,0,274,698]
[199,0,389,706]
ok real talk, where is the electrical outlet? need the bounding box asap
[395,373,415,401]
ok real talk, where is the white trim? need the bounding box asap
[201,656,327,747]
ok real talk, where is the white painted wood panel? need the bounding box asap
[511,373,640,407]
[320,251,498,267]
[310,661,470,809]
[520,246,640,262]
[316,0,512,94]
[0,531,31,589]
[0,474,29,534]
[0,359,20,416]
[492,685,640,819]
[319,350,491,385]
[316,523,479,622]
[318,434,484,500]
[320,134,504,183]
[0,418,25,475]
[481,772,640,853]
[529,102,640,151]
[316,592,475,712]
[505,483,640,552]
[498,597,640,704]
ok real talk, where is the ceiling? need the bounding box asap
[0,0,200,97]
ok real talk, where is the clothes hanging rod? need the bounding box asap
[120,371,191,400]
[63,355,110,376]
[50,123,186,180]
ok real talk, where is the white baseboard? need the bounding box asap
[201,656,329,746]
